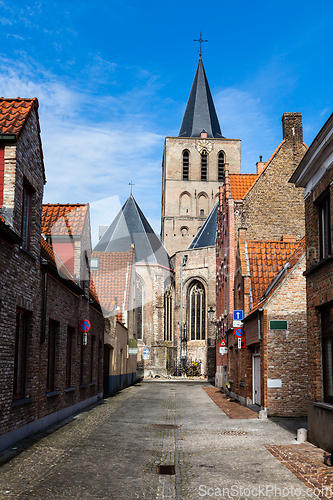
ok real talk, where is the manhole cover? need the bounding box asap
[157,465,175,475]
[150,424,179,429]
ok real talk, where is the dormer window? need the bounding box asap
[218,152,225,183]
[182,150,189,180]
[201,150,207,180]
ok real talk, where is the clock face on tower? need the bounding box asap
[196,139,213,154]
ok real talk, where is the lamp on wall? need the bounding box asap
[208,306,216,323]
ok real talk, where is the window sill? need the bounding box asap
[304,254,333,276]
[89,382,96,387]
[65,387,76,393]
[314,402,333,411]
[79,384,86,389]
[19,246,37,261]
[46,391,60,398]
[12,397,32,407]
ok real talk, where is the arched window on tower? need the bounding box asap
[218,151,225,183]
[187,281,206,341]
[201,150,208,180]
[182,150,189,180]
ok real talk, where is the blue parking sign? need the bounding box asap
[233,310,243,321]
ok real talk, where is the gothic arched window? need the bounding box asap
[182,150,189,180]
[201,150,208,180]
[164,285,173,342]
[218,151,225,183]
[136,278,143,340]
[188,281,206,341]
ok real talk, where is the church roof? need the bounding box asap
[94,195,172,269]
[188,202,218,249]
[179,58,223,139]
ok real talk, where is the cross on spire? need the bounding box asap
[129,181,135,195]
[194,31,208,58]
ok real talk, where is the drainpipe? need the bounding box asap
[39,258,48,420]
[257,309,263,340]
[180,255,188,375]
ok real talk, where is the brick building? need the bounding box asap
[0,99,104,452]
[228,233,307,416]
[290,112,333,451]
[216,112,307,402]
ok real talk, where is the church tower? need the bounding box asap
[161,57,241,256]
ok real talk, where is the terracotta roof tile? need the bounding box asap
[91,248,135,314]
[247,240,300,304]
[0,98,39,137]
[229,174,259,200]
[42,204,88,236]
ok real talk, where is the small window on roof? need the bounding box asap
[91,257,99,269]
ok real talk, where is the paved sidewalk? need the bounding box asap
[203,386,259,419]
[0,381,331,499]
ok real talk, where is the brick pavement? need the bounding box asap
[265,443,333,499]
[203,386,259,419]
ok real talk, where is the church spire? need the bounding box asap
[179,57,223,139]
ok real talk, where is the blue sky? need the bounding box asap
[1,0,333,241]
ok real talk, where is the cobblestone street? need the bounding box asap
[0,382,332,500]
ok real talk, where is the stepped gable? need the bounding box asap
[42,204,88,236]
[179,57,223,139]
[94,195,172,269]
[188,202,218,249]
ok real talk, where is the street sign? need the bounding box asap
[143,347,150,360]
[234,327,244,338]
[79,319,91,332]
[219,347,228,355]
[233,320,243,328]
[220,340,226,347]
[143,348,150,355]
[128,347,138,355]
[233,310,243,321]
[238,338,242,349]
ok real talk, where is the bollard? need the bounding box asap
[259,409,267,420]
[296,428,307,443]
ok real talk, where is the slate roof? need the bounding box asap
[94,195,172,269]
[0,98,39,138]
[42,204,88,236]
[188,202,218,249]
[229,174,259,200]
[246,240,300,304]
[179,58,223,139]
[91,248,134,314]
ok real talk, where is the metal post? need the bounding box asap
[180,255,187,375]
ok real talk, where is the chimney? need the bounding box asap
[280,235,297,243]
[238,227,247,240]
[256,157,266,175]
[282,113,303,142]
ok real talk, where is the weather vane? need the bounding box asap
[194,31,208,58]
[129,181,135,195]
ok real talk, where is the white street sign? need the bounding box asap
[233,320,243,328]
[219,347,228,355]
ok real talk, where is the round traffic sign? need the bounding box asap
[143,348,150,355]
[234,327,244,338]
[79,319,91,332]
